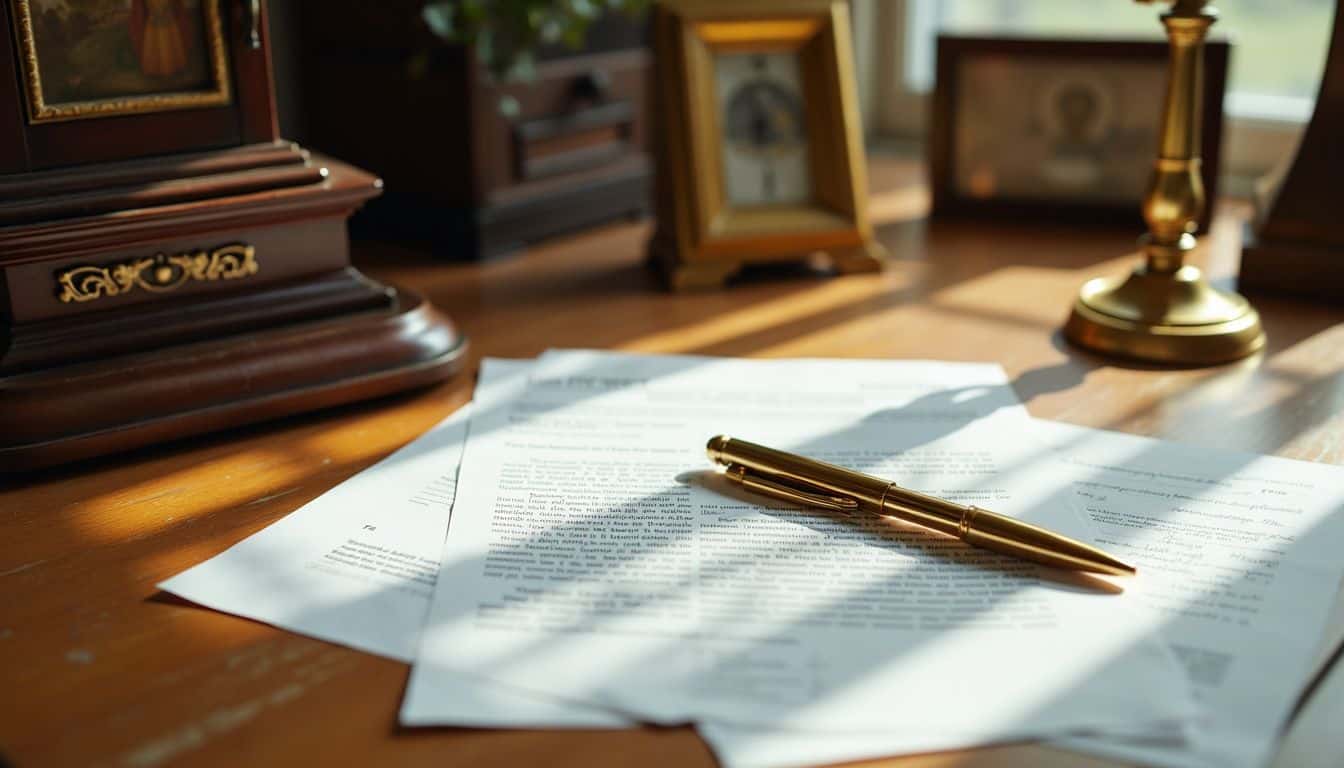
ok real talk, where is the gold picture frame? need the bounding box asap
[10,0,232,124]
[649,0,885,291]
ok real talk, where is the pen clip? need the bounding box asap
[726,465,860,514]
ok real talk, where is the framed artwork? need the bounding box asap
[930,36,1228,229]
[649,0,885,291]
[9,0,232,123]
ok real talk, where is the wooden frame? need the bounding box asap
[9,0,232,124]
[930,35,1228,231]
[649,0,884,291]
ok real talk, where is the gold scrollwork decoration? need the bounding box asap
[57,244,259,304]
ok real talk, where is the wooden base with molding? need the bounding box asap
[0,145,466,472]
[0,287,465,472]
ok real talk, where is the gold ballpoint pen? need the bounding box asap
[706,435,1137,577]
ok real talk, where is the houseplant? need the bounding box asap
[422,0,649,79]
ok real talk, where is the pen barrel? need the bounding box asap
[707,436,1135,577]
[958,507,1135,576]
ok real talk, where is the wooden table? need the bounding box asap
[4,158,1343,768]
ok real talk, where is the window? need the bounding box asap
[860,0,1335,185]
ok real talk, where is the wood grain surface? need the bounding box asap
[3,156,1343,768]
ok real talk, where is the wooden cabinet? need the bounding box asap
[293,1,651,259]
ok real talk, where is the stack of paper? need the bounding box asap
[162,350,1344,768]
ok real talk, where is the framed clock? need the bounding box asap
[648,0,886,291]
[717,51,811,207]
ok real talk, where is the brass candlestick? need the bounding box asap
[1064,0,1265,364]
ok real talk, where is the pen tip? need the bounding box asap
[706,435,731,463]
[1104,560,1138,577]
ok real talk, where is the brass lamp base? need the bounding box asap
[1064,0,1269,367]
[1064,264,1265,365]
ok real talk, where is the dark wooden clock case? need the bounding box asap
[0,0,467,472]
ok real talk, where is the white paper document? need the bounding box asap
[170,353,1122,742]
[159,359,632,729]
[163,349,1341,768]
[402,351,1193,743]
[1045,420,1344,768]
[160,353,1048,738]
[159,413,472,662]
[700,419,1344,768]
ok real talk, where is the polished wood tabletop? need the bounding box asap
[4,157,1343,768]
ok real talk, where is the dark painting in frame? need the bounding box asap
[10,0,232,124]
[930,35,1228,232]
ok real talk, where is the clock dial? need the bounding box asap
[714,52,812,207]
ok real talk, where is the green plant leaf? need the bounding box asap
[421,1,457,37]
[422,0,651,81]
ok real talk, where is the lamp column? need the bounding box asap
[1063,0,1265,364]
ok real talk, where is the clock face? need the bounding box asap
[714,52,812,207]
